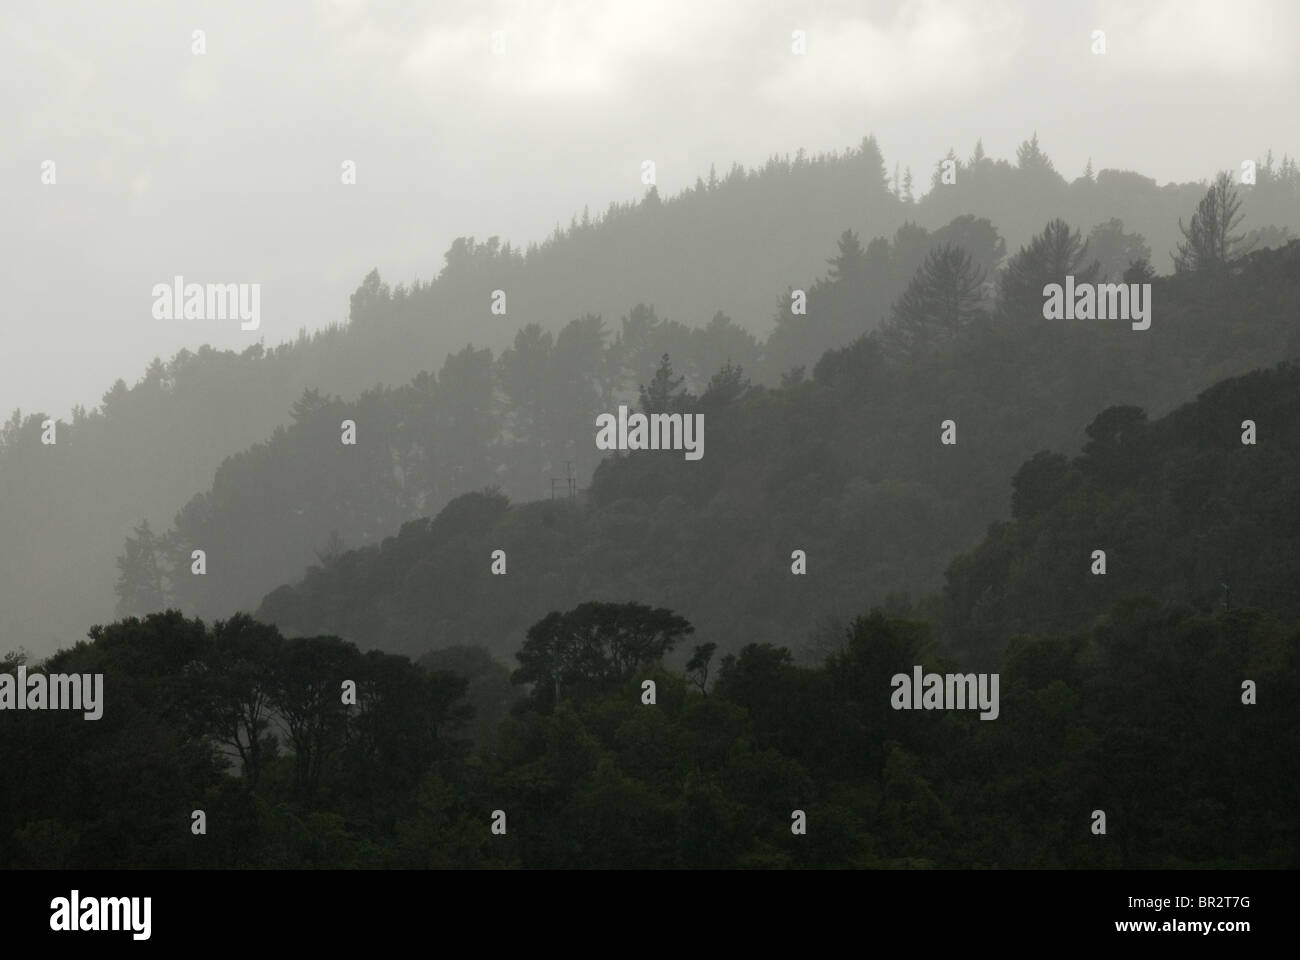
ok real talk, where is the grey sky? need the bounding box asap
[3,0,1296,421]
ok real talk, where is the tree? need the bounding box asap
[314,530,347,566]
[884,244,986,354]
[268,635,361,799]
[114,520,167,617]
[1082,404,1148,457]
[826,229,866,284]
[929,214,1006,278]
[693,311,760,389]
[497,324,555,486]
[699,361,750,412]
[432,345,498,496]
[1010,451,1074,520]
[714,642,794,705]
[686,642,718,695]
[193,614,284,788]
[418,645,513,746]
[1016,132,1056,175]
[639,353,689,414]
[1123,258,1156,284]
[348,268,390,326]
[931,148,962,190]
[512,601,695,710]
[290,387,331,424]
[1087,219,1152,282]
[1079,405,1148,483]
[344,651,472,812]
[998,218,1100,319]
[1174,171,1249,273]
[780,366,806,389]
[860,134,889,194]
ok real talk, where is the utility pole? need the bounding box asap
[552,463,578,503]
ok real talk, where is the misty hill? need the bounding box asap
[252,240,1300,664]
[115,214,1010,623]
[943,360,1300,659]
[5,136,1299,656]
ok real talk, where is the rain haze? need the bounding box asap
[2,0,1300,910]
[3,0,1297,420]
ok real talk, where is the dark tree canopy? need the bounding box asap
[513,601,695,710]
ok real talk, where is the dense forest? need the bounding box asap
[4,137,1300,869]
[3,136,1298,656]
[193,235,1298,666]
[4,595,1295,868]
[944,362,1300,659]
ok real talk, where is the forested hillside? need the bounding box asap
[943,361,1300,659]
[7,144,1300,874]
[5,599,1294,869]
[118,214,1006,624]
[252,238,1300,664]
[6,136,1298,657]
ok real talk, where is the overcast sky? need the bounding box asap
[3,0,1296,421]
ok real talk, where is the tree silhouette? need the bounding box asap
[114,519,168,617]
[826,229,866,284]
[1016,132,1056,176]
[512,601,694,710]
[686,641,718,695]
[639,353,689,414]
[1174,171,1249,273]
[998,218,1099,319]
[884,244,987,355]
[1087,219,1152,282]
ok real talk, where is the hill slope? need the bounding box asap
[256,242,1300,664]
[5,136,1298,655]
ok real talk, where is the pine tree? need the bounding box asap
[1016,131,1055,174]
[860,134,888,193]
[1173,172,1248,273]
[114,520,167,617]
[639,354,688,414]
[826,229,867,283]
[699,361,750,411]
[932,148,961,190]
[998,219,1099,318]
[884,244,987,354]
